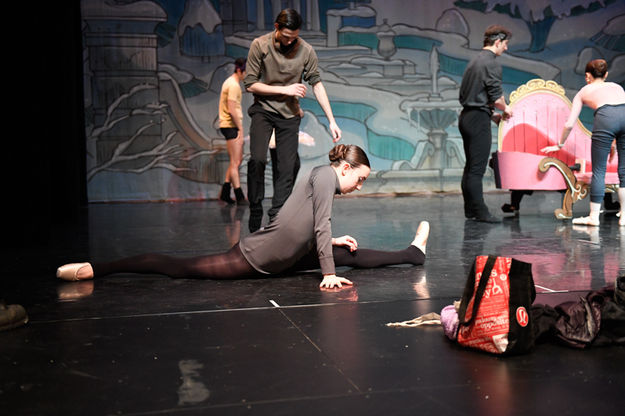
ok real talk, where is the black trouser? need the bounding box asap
[270,148,300,201]
[510,190,533,208]
[459,108,493,218]
[247,105,301,232]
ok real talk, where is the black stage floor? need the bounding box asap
[2,192,624,415]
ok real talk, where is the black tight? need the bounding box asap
[93,244,258,280]
[336,245,424,268]
[92,244,425,280]
[291,245,425,271]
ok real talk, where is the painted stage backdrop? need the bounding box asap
[81,0,625,202]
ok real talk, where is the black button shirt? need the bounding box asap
[459,49,503,114]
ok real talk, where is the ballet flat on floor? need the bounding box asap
[413,221,430,253]
[572,216,600,226]
[56,263,93,281]
[416,221,430,238]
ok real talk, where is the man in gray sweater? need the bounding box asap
[244,8,342,233]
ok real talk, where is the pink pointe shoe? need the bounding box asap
[56,263,94,281]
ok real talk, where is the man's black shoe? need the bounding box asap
[249,214,262,233]
[474,214,502,223]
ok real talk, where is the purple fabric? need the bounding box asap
[441,305,459,340]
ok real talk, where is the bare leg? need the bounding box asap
[226,136,243,188]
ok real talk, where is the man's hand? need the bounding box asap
[329,121,341,142]
[541,145,561,154]
[502,105,513,120]
[284,83,307,98]
[491,113,502,125]
[320,274,353,289]
[332,235,358,251]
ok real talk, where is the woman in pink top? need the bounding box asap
[542,59,625,226]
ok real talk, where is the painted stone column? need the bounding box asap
[306,0,320,31]
[220,0,248,35]
[256,0,265,30]
[82,0,166,165]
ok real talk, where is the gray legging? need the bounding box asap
[92,243,425,280]
[589,103,625,203]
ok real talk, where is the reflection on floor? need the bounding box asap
[1,192,624,415]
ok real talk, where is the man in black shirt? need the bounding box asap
[459,25,513,223]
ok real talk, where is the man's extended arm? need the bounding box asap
[312,82,341,142]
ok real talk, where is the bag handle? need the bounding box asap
[458,255,498,325]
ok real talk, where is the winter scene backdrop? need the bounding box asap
[81,0,625,202]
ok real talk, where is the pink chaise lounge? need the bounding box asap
[493,79,619,219]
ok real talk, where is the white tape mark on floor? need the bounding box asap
[535,284,569,293]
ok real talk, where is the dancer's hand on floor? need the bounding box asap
[320,274,353,289]
[332,235,358,251]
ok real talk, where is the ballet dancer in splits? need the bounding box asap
[58,145,430,289]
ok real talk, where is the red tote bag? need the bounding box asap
[457,255,536,355]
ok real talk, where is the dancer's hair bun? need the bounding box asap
[328,144,347,163]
